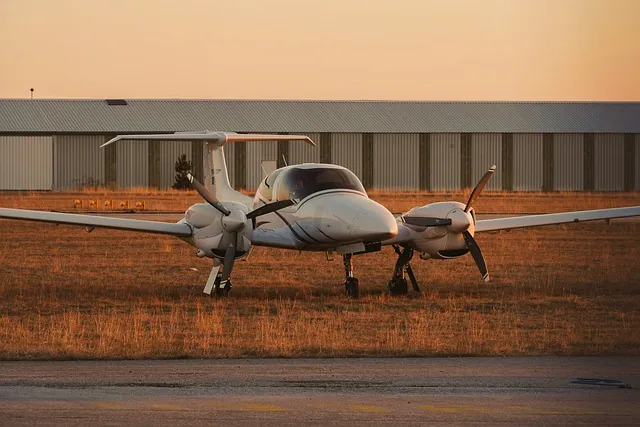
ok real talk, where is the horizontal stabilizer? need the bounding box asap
[101,132,316,148]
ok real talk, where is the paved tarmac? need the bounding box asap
[0,357,637,426]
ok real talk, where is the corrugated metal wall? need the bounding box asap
[373,133,420,189]
[0,136,53,190]
[223,142,236,189]
[430,133,461,190]
[553,133,583,190]
[513,133,543,191]
[594,134,625,191]
[116,140,148,188]
[158,141,191,189]
[331,133,363,180]
[471,134,502,190]
[289,133,320,165]
[246,140,277,189]
[54,135,105,189]
[636,134,640,191]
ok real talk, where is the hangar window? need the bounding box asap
[105,99,128,106]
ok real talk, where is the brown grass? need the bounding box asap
[0,191,639,359]
[2,188,638,214]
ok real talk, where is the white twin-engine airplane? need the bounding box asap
[1,131,639,298]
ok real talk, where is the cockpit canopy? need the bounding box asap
[276,166,366,201]
[257,166,366,202]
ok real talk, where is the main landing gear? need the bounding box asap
[213,275,232,297]
[343,253,359,299]
[388,245,421,296]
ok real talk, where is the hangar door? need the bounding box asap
[0,136,53,190]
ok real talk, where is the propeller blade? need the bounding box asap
[246,199,295,219]
[203,261,221,295]
[462,230,489,282]
[464,165,496,213]
[403,216,452,227]
[405,264,421,292]
[187,173,231,216]
[219,233,237,288]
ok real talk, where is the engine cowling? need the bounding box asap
[186,202,253,260]
[400,201,476,260]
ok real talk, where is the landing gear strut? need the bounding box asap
[343,254,359,299]
[388,245,421,296]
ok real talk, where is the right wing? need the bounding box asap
[475,206,640,233]
[0,208,192,237]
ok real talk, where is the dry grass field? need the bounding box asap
[1,190,639,360]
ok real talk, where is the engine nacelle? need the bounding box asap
[186,202,253,260]
[400,201,475,260]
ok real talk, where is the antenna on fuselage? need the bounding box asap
[282,154,288,167]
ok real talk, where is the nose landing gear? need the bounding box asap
[388,245,421,296]
[343,253,359,299]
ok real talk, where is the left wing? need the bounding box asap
[0,208,192,237]
[475,206,640,233]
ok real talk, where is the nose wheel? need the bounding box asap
[343,254,360,299]
[388,245,420,296]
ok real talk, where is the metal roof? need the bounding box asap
[0,99,639,133]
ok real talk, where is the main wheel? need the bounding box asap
[345,278,360,299]
[388,278,408,296]
[213,278,231,297]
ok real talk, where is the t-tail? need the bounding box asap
[101,131,316,207]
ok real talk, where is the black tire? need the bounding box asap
[388,278,408,296]
[214,279,231,297]
[345,278,360,299]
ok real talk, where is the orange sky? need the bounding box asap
[0,0,638,100]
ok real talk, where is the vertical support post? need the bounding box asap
[501,133,513,191]
[104,135,117,189]
[460,133,472,189]
[419,133,430,191]
[234,141,247,189]
[542,133,555,192]
[320,133,332,164]
[191,140,204,183]
[277,140,289,169]
[148,140,161,188]
[583,133,595,191]
[624,133,635,192]
[362,133,374,190]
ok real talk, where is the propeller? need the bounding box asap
[402,216,452,227]
[461,165,495,281]
[462,230,489,282]
[464,165,496,213]
[187,173,231,216]
[187,173,294,294]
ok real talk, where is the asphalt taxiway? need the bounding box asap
[0,357,637,425]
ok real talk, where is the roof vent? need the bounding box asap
[105,99,128,106]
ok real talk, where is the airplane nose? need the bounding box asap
[295,192,398,244]
[351,199,398,241]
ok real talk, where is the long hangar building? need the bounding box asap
[0,99,639,192]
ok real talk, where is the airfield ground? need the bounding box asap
[0,190,639,359]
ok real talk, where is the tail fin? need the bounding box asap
[102,132,316,206]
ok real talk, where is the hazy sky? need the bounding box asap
[1,0,639,100]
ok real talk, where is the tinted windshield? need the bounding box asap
[276,167,366,201]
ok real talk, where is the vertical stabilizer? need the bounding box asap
[205,142,253,207]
